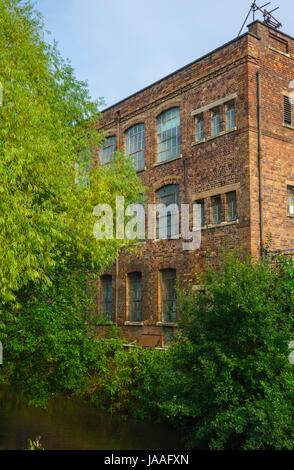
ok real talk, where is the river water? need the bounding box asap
[0,389,181,450]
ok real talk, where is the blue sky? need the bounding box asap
[34,0,294,110]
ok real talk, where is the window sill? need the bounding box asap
[153,236,181,243]
[283,123,294,130]
[124,321,144,327]
[156,322,177,327]
[153,155,182,168]
[207,127,237,141]
[204,219,239,230]
[269,46,291,58]
[136,167,146,174]
[287,214,294,218]
[192,139,206,146]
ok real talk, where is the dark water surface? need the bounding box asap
[0,388,181,450]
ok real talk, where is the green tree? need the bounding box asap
[0,0,144,303]
[160,252,294,449]
[0,0,145,404]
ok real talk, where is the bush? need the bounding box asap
[159,252,294,450]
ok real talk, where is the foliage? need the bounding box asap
[27,436,44,450]
[159,251,294,449]
[0,0,144,305]
[89,342,165,421]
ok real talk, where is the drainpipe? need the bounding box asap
[115,110,121,325]
[257,71,265,259]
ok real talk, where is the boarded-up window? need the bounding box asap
[128,272,142,322]
[161,269,176,323]
[227,191,237,222]
[288,186,294,216]
[270,34,289,54]
[101,275,112,320]
[212,195,222,225]
[284,96,292,125]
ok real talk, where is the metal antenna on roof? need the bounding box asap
[238,1,282,37]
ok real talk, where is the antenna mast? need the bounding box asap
[238,1,282,37]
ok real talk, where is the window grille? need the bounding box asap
[100,136,116,165]
[156,185,179,239]
[161,269,176,323]
[128,272,142,322]
[126,124,145,171]
[157,108,181,163]
[227,191,237,222]
[101,276,112,320]
[212,195,222,224]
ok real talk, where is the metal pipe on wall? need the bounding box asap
[115,110,121,325]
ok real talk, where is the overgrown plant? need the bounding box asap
[159,251,294,449]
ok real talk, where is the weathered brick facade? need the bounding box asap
[95,21,294,347]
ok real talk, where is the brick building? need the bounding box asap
[95,20,294,347]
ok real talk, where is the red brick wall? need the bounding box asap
[94,22,294,346]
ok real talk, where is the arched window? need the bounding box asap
[156,184,179,239]
[125,124,145,171]
[99,136,116,165]
[157,108,180,163]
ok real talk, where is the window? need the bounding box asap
[157,108,181,163]
[225,101,235,131]
[100,136,116,165]
[195,114,204,142]
[161,269,176,323]
[284,96,292,126]
[288,186,294,215]
[128,272,142,322]
[101,276,112,320]
[156,185,179,239]
[211,107,221,137]
[227,191,237,221]
[212,195,222,225]
[75,150,91,188]
[195,199,205,227]
[125,124,145,171]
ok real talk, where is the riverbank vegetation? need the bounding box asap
[2,252,294,450]
[2,1,294,451]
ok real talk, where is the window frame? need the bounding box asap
[195,113,204,142]
[195,199,206,228]
[160,269,177,324]
[211,195,222,225]
[227,191,237,222]
[128,272,142,322]
[225,100,236,132]
[157,107,181,163]
[100,275,113,321]
[287,185,294,216]
[125,123,145,171]
[156,184,180,240]
[211,107,221,137]
[99,136,116,165]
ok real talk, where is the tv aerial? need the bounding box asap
[238,1,282,37]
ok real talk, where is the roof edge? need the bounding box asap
[101,31,260,114]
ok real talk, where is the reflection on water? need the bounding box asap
[0,388,181,450]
